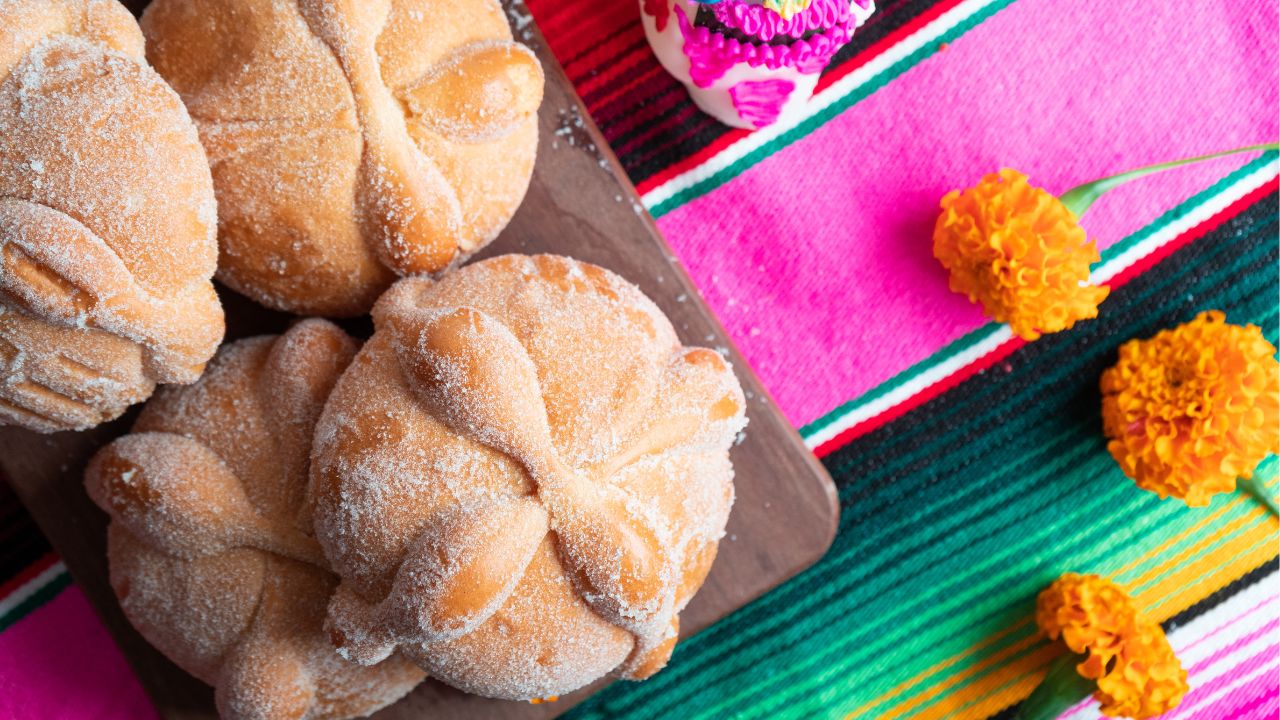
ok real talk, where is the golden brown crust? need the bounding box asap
[0,0,223,432]
[142,0,544,317]
[85,320,426,720]
[311,255,747,700]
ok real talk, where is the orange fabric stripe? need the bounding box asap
[843,486,1278,719]
[877,634,1042,720]
[843,621,1033,720]
[911,645,1060,720]
[1111,495,1245,579]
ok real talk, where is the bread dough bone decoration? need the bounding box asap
[311,255,748,700]
[142,0,545,317]
[0,0,224,433]
[640,0,875,129]
[85,320,426,720]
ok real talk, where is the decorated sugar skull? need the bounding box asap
[641,0,875,129]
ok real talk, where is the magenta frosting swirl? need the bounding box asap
[712,0,861,43]
[676,3,854,88]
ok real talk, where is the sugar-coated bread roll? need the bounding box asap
[0,0,223,433]
[311,255,748,700]
[85,320,426,720]
[142,0,545,317]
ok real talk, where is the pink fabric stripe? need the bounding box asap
[1168,649,1279,719]
[0,586,157,719]
[1184,664,1279,720]
[1230,682,1280,720]
[657,0,1280,426]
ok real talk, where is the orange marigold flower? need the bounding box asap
[1037,574,1188,719]
[933,169,1110,341]
[1100,311,1280,506]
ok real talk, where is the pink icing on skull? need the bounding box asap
[675,2,850,87]
[640,0,875,129]
[729,78,796,127]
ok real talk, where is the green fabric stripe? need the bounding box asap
[799,152,1278,444]
[568,193,1278,720]
[743,216,1280,718]
[1130,513,1279,600]
[586,289,1269,712]
[869,476,1280,720]
[845,617,1043,719]
[1094,151,1279,265]
[843,473,1280,720]
[739,456,1172,719]
[1113,461,1279,588]
[767,452,1128,718]
[0,570,70,634]
[768,222,1280,712]
[843,621,1048,719]
[647,0,1020,220]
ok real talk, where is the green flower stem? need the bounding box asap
[1238,473,1279,518]
[1016,653,1095,720]
[1059,143,1280,217]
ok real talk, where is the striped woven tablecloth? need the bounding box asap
[2,0,1277,718]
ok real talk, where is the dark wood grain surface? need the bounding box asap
[0,3,838,718]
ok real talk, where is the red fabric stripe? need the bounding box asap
[525,1,575,39]
[581,65,667,117]
[601,85,696,152]
[615,102,706,160]
[0,552,58,603]
[533,1,636,71]
[561,23,641,75]
[811,180,1277,458]
[1102,176,1279,289]
[620,106,721,168]
[573,40,655,100]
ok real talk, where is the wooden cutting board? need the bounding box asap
[0,2,838,718]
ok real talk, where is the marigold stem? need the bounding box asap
[1016,653,1094,720]
[1059,143,1280,217]
[1238,473,1279,518]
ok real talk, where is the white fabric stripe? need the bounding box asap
[1170,571,1279,667]
[640,0,1003,210]
[0,561,67,620]
[804,326,1012,448]
[1057,569,1279,720]
[803,160,1280,450]
[1092,162,1280,284]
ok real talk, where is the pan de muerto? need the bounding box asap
[141,0,544,316]
[310,255,748,699]
[0,0,223,432]
[86,320,426,720]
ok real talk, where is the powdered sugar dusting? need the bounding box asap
[142,0,542,316]
[0,1,221,432]
[85,320,426,718]
[312,255,747,699]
